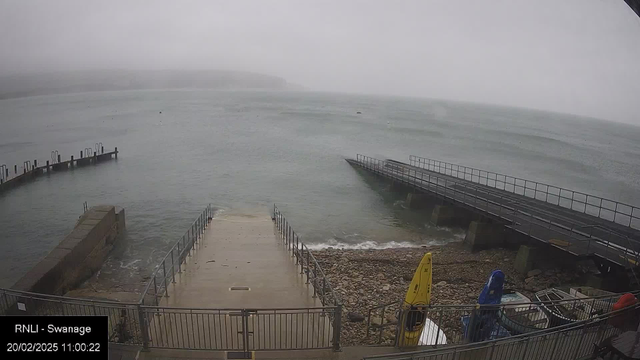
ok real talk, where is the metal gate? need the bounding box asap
[142,306,338,353]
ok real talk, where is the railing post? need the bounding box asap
[137,304,150,350]
[162,261,168,297]
[306,251,310,283]
[322,277,327,304]
[333,304,342,351]
[177,242,182,273]
[312,262,318,298]
[187,229,192,256]
[171,250,176,283]
[153,277,159,306]
[290,231,295,253]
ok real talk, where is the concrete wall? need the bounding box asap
[12,205,125,295]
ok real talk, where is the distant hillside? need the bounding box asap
[0,70,302,99]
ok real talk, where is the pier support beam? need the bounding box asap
[406,193,431,210]
[389,179,413,193]
[430,205,472,227]
[514,245,539,275]
[464,221,505,251]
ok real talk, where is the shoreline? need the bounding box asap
[314,242,593,346]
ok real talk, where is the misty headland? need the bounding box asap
[0,69,305,100]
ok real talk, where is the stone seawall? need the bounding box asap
[11,205,125,295]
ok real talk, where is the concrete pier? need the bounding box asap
[464,221,505,251]
[405,193,431,210]
[162,211,319,308]
[11,205,126,296]
[0,147,118,195]
[430,205,472,227]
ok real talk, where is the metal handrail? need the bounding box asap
[354,155,639,269]
[1,203,344,351]
[139,204,213,305]
[272,204,341,307]
[367,290,638,312]
[364,302,640,360]
[409,155,640,230]
[399,155,640,278]
[0,287,139,306]
[365,290,639,346]
[272,205,343,350]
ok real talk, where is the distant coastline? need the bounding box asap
[0,69,304,100]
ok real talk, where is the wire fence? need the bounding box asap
[363,303,640,360]
[409,155,640,231]
[366,290,634,348]
[139,204,214,306]
[354,155,640,270]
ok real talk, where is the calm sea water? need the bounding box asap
[1,90,639,290]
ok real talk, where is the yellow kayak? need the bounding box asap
[400,252,432,346]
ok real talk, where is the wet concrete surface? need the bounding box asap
[144,210,333,351]
[161,211,319,309]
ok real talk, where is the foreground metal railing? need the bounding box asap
[139,204,214,306]
[1,204,342,352]
[272,205,341,308]
[272,205,343,350]
[143,306,338,350]
[409,155,640,231]
[353,155,640,270]
[364,302,640,360]
[0,287,340,351]
[0,288,145,345]
[366,290,637,347]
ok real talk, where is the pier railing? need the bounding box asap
[363,302,640,360]
[0,145,118,193]
[141,305,338,350]
[272,205,343,350]
[0,287,340,351]
[139,204,214,305]
[1,283,634,353]
[366,290,636,347]
[272,205,341,308]
[0,204,344,352]
[409,155,640,231]
[354,155,640,270]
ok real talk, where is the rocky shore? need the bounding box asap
[314,242,592,346]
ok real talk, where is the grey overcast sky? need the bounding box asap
[1,0,640,124]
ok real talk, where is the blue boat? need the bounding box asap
[463,270,511,342]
